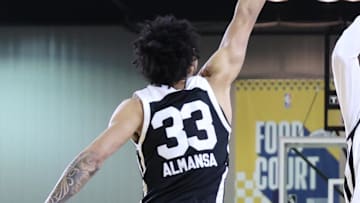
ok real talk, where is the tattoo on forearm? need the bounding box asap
[45,151,101,203]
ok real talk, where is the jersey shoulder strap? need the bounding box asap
[186,75,231,132]
[133,84,180,146]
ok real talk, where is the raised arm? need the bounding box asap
[332,16,360,134]
[199,0,265,122]
[200,0,265,86]
[45,98,142,203]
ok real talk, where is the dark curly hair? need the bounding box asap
[133,15,200,86]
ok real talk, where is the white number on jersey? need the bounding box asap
[151,100,217,160]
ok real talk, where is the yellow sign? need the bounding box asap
[234,79,341,203]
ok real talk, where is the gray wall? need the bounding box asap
[0,26,338,203]
[200,34,338,79]
[0,26,145,203]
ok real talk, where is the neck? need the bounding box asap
[172,79,186,90]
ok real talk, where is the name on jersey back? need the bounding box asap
[163,152,218,178]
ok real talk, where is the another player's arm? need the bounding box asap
[332,16,360,132]
[44,98,143,203]
[353,173,360,202]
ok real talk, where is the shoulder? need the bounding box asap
[108,97,143,128]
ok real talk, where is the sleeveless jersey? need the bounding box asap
[133,75,231,203]
[332,16,360,203]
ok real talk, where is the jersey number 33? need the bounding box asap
[151,100,217,160]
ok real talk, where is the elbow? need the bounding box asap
[235,0,265,24]
[332,51,344,65]
[332,47,348,68]
[81,150,106,170]
[331,49,355,75]
[234,9,256,28]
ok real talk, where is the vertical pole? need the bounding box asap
[278,137,287,203]
[324,33,330,131]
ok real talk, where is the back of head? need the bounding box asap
[133,15,200,86]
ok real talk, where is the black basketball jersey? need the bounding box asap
[133,76,231,203]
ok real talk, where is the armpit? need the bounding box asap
[132,132,140,144]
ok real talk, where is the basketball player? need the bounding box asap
[332,16,360,203]
[45,0,265,202]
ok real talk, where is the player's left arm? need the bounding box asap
[332,16,360,133]
[352,136,360,202]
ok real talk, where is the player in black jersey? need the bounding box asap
[332,16,360,203]
[45,0,265,202]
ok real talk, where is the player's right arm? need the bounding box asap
[332,16,360,134]
[199,0,265,122]
[200,0,265,84]
[44,98,143,203]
